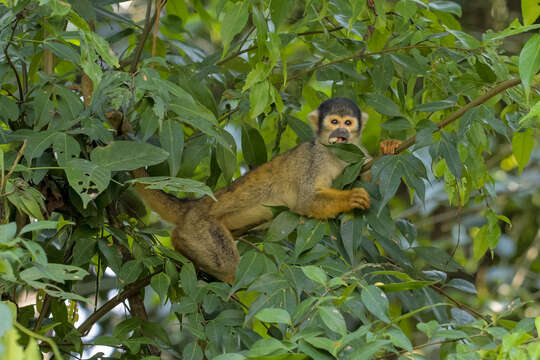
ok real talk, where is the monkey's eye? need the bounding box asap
[331,119,338,124]
[345,120,352,125]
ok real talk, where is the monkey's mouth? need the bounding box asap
[328,136,348,144]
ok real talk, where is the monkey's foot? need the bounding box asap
[380,139,402,155]
[350,188,370,210]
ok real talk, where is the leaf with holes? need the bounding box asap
[64,159,111,207]
[53,133,80,167]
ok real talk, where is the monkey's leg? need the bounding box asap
[300,188,370,219]
[171,221,240,284]
[380,139,402,155]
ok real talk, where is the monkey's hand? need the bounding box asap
[380,139,402,155]
[350,188,371,210]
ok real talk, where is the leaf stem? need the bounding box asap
[13,320,64,360]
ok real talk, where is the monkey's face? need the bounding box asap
[308,97,365,146]
[318,113,361,145]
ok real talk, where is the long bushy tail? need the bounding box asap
[131,168,189,224]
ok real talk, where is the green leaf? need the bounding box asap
[446,279,477,294]
[364,93,402,117]
[23,130,58,162]
[151,272,171,303]
[519,100,540,127]
[130,177,215,200]
[20,263,88,283]
[325,143,366,163]
[113,318,141,340]
[216,131,237,184]
[417,320,441,338]
[295,219,325,256]
[351,339,391,359]
[91,141,169,171]
[519,34,540,95]
[429,1,462,16]
[512,128,536,175]
[318,306,347,336]
[53,133,80,167]
[414,246,462,272]
[250,80,271,118]
[0,95,19,123]
[21,240,47,265]
[361,285,390,323]
[42,0,72,17]
[20,221,57,235]
[213,354,246,360]
[241,125,267,167]
[446,29,481,49]
[288,116,315,142]
[430,132,462,179]
[43,41,80,65]
[473,225,489,260]
[230,251,265,294]
[247,338,290,357]
[387,328,413,351]
[180,262,198,296]
[266,211,300,242]
[118,260,143,285]
[255,308,291,324]
[414,97,457,112]
[64,159,111,207]
[159,120,184,176]
[522,0,540,25]
[220,1,249,56]
[33,88,54,130]
[183,342,203,360]
[371,156,402,211]
[0,223,17,245]
[301,266,327,286]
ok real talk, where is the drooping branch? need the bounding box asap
[359,77,522,174]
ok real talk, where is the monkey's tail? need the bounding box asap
[131,168,190,224]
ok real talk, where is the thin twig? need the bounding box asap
[130,1,155,73]
[3,17,24,104]
[431,285,490,323]
[151,0,166,63]
[0,139,26,194]
[14,321,63,360]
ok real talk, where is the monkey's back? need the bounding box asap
[206,142,346,232]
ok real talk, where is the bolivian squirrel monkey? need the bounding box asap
[133,98,400,284]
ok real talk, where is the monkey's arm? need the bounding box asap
[298,188,370,219]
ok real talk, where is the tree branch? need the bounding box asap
[360,77,522,174]
[77,273,156,335]
[130,1,155,73]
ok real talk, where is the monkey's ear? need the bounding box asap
[361,112,369,127]
[308,109,319,130]
[359,111,369,136]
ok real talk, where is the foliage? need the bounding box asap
[0,0,539,359]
